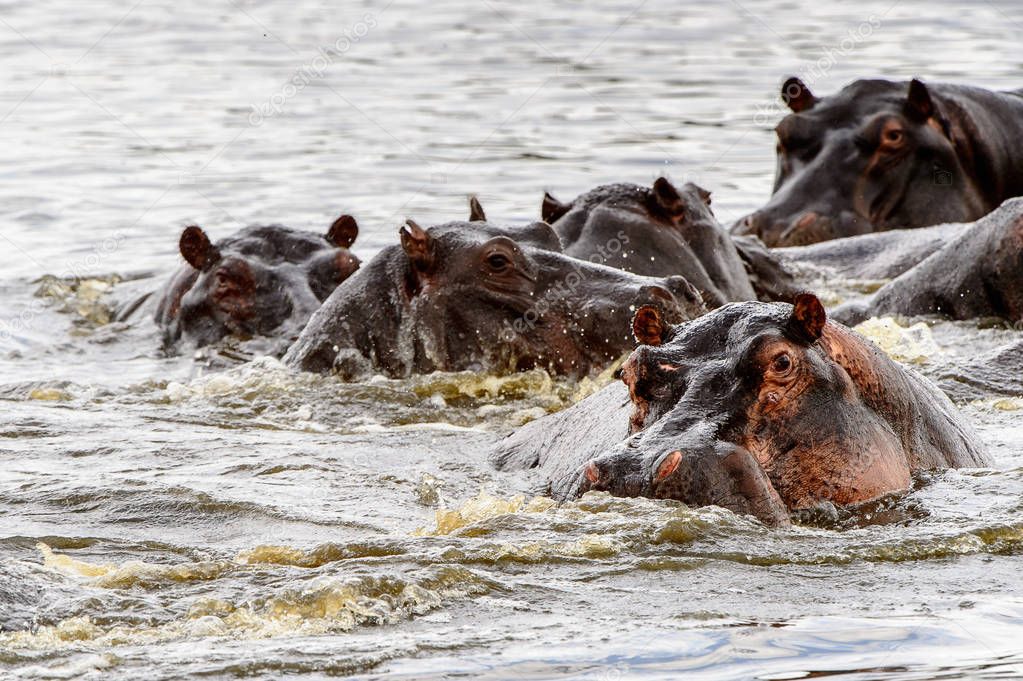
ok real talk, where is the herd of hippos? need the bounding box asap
[144,77,1023,526]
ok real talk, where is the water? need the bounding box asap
[2,1,1022,678]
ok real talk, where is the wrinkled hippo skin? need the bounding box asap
[775,221,963,280]
[284,215,706,379]
[154,217,360,349]
[938,339,1023,402]
[493,295,990,525]
[834,198,1023,325]
[542,178,797,304]
[735,77,1023,246]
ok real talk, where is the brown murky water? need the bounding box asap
[1,1,1022,678]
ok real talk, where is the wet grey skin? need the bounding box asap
[154,216,361,351]
[938,339,1023,402]
[734,77,1023,247]
[283,212,707,380]
[833,197,1023,326]
[774,220,964,281]
[541,177,798,304]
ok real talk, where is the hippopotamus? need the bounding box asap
[834,198,1023,325]
[492,294,990,525]
[939,339,1023,402]
[154,216,360,349]
[775,220,963,281]
[283,217,706,379]
[734,77,1023,246]
[540,178,797,304]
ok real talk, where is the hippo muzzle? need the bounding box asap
[736,207,872,248]
[577,439,790,527]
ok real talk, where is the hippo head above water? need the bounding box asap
[284,209,707,379]
[578,294,989,522]
[541,178,759,306]
[154,216,360,349]
[541,177,713,232]
[734,77,1018,246]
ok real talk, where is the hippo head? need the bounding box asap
[542,177,714,231]
[164,216,360,347]
[541,178,758,306]
[579,294,924,519]
[735,77,987,246]
[388,216,706,377]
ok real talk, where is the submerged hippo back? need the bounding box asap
[776,221,963,280]
[835,198,1023,325]
[491,382,634,499]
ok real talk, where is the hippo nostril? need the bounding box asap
[663,275,701,304]
[654,450,683,483]
[734,213,759,237]
[794,212,819,231]
[620,349,645,389]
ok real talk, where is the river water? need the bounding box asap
[2,1,1022,679]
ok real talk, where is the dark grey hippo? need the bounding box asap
[540,178,798,304]
[735,77,1023,246]
[154,217,360,349]
[833,198,1023,325]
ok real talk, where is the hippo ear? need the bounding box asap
[326,214,359,248]
[781,76,817,113]
[695,185,712,207]
[652,177,685,215]
[786,292,826,343]
[541,192,570,224]
[399,219,436,274]
[468,196,487,222]
[633,305,671,346]
[179,225,220,270]
[904,79,935,122]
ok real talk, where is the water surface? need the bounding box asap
[1,1,1022,678]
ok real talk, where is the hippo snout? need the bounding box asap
[573,458,607,497]
[735,210,825,247]
[737,209,871,247]
[336,250,361,279]
[634,284,685,326]
[576,454,651,498]
[636,277,705,323]
[662,275,706,313]
[581,459,605,490]
[733,213,759,238]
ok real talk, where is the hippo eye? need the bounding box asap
[486,253,511,271]
[772,353,792,373]
[881,128,905,148]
